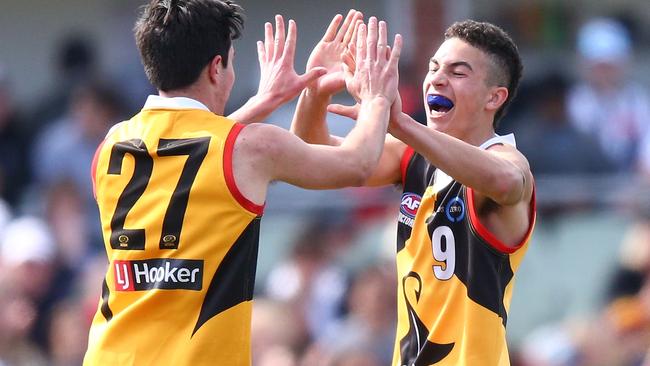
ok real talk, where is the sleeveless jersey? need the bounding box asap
[84,96,263,366]
[392,135,536,366]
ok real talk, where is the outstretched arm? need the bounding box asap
[228,15,326,124]
[390,112,532,206]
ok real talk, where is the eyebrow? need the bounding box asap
[430,59,473,71]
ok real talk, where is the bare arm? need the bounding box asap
[390,112,533,206]
[228,16,326,124]
[237,98,392,193]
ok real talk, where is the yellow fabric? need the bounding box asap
[85,108,258,366]
[392,185,532,366]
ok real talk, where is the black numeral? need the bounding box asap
[157,138,210,249]
[106,138,211,250]
[108,139,153,250]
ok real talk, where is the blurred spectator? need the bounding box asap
[264,211,355,343]
[45,179,92,269]
[604,215,650,303]
[29,34,98,133]
[251,299,302,366]
[47,300,89,366]
[309,263,396,365]
[30,79,125,254]
[516,71,615,175]
[0,278,47,366]
[566,17,650,172]
[518,212,650,366]
[0,65,33,207]
[0,216,77,356]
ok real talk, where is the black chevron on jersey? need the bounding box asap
[100,279,113,321]
[399,272,454,365]
[192,217,260,336]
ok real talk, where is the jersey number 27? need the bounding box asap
[106,137,210,251]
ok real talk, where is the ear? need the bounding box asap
[207,54,224,84]
[485,86,508,113]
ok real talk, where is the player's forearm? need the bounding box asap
[290,88,340,145]
[339,97,390,181]
[392,114,525,205]
[228,93,278,124]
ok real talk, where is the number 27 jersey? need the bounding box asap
[85,99,263,366]
[393,135,536,366]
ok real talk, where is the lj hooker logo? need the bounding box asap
[113,258,203,291]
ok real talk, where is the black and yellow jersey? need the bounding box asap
[393,135,536,366]
[85,96,263,365]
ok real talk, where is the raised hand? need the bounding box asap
[255,15,327,106]
[304,9,363,97]
[351,17,402,105]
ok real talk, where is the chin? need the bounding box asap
[427,113,453,131]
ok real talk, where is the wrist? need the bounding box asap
[238,94,276,123]
[361,95,391,109]
[388,112,411,140]
[304,86,332,101]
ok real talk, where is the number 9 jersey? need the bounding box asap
[84,96,263,366]
[393,134,536,366]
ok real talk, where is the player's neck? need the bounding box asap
[159,83,226,115]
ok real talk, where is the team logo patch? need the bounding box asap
[445,197,465,223]
[113,258,203,291]
[399,193,421,228]
[400,193,422,218]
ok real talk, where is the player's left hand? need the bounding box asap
[305,10,363,97]
[255,15,327,106]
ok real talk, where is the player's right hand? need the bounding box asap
[349,17,402,106]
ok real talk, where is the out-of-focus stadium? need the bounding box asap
[1,0,650,365]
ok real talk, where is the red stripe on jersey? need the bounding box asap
[223,123,265,215]
[466,185,536,254]
[400,146,415,186]
[91,140,106,200]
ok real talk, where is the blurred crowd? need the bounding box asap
[1,13,650,366]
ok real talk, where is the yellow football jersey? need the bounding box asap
[393,139,535,366]
[84,96,263,365]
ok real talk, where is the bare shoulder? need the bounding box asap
[486,143,532,179]
[234,123,291,157]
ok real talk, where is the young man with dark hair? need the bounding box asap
[84,2,401,364]
[292,19,535,365]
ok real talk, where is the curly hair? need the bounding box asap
[134,0,244,92]
[445,20,523,127]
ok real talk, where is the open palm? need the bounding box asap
[305,10,362,96]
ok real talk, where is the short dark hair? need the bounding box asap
[444,20,523,127]
[134,0,244,92]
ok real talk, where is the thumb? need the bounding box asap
[298,66,327,86]
[327,103,360,120]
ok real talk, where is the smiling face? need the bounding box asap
[423,38,506,142]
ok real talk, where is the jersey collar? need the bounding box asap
[143,95,210,111]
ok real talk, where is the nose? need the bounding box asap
[430,69,448,87]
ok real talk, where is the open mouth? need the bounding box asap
[427,95,454,114]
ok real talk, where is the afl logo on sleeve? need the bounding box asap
[399,193,421,228]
